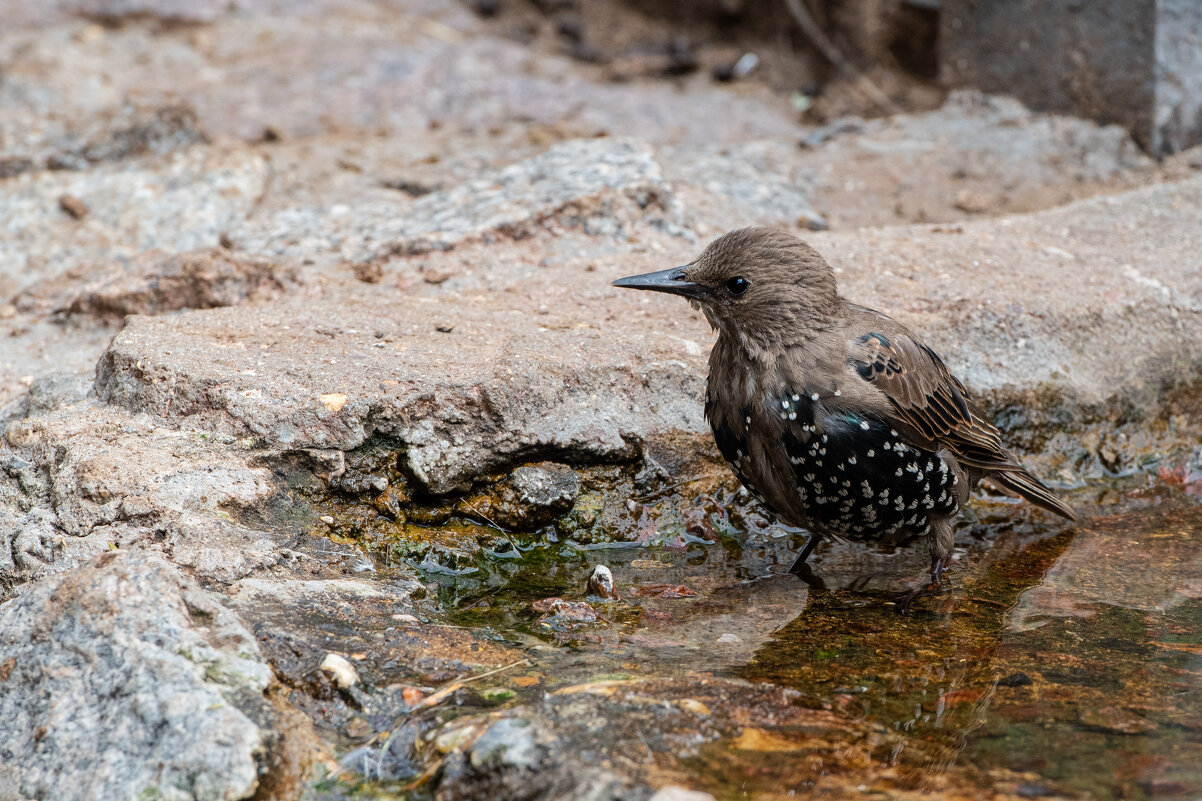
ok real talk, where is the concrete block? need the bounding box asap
[941,0,1202,156]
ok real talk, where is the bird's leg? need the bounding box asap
[930,551,951,586]
[787,531,820,575]
[786,532,826,588]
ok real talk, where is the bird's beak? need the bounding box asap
[611,266,707,300]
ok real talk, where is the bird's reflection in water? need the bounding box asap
[730,526,1079,793]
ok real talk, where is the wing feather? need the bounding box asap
[847,324,1074,520]
[849,330,1011,467]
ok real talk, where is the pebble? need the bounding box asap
[320,653,359,689]
[586,564,618,598]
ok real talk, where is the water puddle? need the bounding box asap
[302,470,1202,799]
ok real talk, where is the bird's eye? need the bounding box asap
[726,276,750,296]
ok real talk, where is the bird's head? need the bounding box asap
[612,227,842,350]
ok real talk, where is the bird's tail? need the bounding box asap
[991,469,1077,521]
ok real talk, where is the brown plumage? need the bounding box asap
[613,226,1074,585]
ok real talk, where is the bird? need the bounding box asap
[612,227,1074,592]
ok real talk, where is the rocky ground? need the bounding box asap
[2,2,1202,800]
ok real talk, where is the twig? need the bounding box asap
[409,658,531,712]
[461,501,525,560]
[782,0,900,114]
[632,474,711,502]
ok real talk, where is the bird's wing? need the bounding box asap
[847,328,1016,471]
[848,325,1076,521]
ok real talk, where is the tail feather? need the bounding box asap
[991,470,1077,521]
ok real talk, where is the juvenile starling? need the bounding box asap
[613,227,1074,587]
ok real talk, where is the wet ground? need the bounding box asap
[287,469,1202,800]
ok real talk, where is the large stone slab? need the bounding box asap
[0,4,797,147]
[231,138,673,265]
[95,169,1202,497]
[2,405,289,584]
[942,0,1202,156]
[0,551,283,801]
[812,173,1202,408]
[0,144,267,294]
[94,283,710,495]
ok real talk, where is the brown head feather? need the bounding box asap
[683,227,844,351]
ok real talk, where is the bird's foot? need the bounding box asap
[892,582,933,615]
[891,555,953,614]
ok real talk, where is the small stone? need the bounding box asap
[320,653,359,689]
[319,393,348,412]
[532,597,599,630]
[57,194,89,220]
[954,188,990,214]
[731,52,759,79]
[344,716,373,739]
[665,36,698,76]
[716,633,740,644]
[353,262,383,284]
[319,515,335,525]
[997,671,1033,687]
[435,724,479,754]
[676,698,711,716]
[586,564,618,598]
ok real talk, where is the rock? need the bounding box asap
[0,551,286,801]
[95,169,1202,495]
[468,718,550,770]
[790,91,1154,229]
[586,564,617,598]
[942,0,1202,155]
[230,138,671,265]
[437,716,639,801]
[56,194,88,219]
[0,102,207,180]
[15,248,298,319]
[809,172,1202,412]
[0,370,92,424]
[229,576,421,609]
[532,597,600,630]
[0,145,268,295]
[659,139,819,229]
[93,282,709,494]
[1,405,287,584]
[461,463,582,530]
[320,652,360,689]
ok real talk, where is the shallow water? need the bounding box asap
[300,471,1202,798]
[404,480,1202,799]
